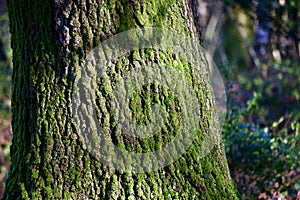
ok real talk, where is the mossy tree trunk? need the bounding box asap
[4,0,239,199]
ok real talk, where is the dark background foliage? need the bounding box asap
[203,0,300,199]
[0,0,12,197]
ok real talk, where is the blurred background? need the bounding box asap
[0,0,11,198]
[0,0,299,199]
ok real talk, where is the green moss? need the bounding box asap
[5,0,239,198]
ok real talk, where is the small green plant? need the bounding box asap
[223,85,300,199]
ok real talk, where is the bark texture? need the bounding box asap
[4,0,239,199]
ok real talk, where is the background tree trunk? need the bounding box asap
[4,0,239,199]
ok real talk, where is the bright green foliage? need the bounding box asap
[223,88,300,199]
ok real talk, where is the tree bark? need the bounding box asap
[4,0,239,199]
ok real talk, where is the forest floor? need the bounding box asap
[0,115,11,198]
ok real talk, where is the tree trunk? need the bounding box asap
[4,0,239,199]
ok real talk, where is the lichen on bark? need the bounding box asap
[4,0,240,199]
